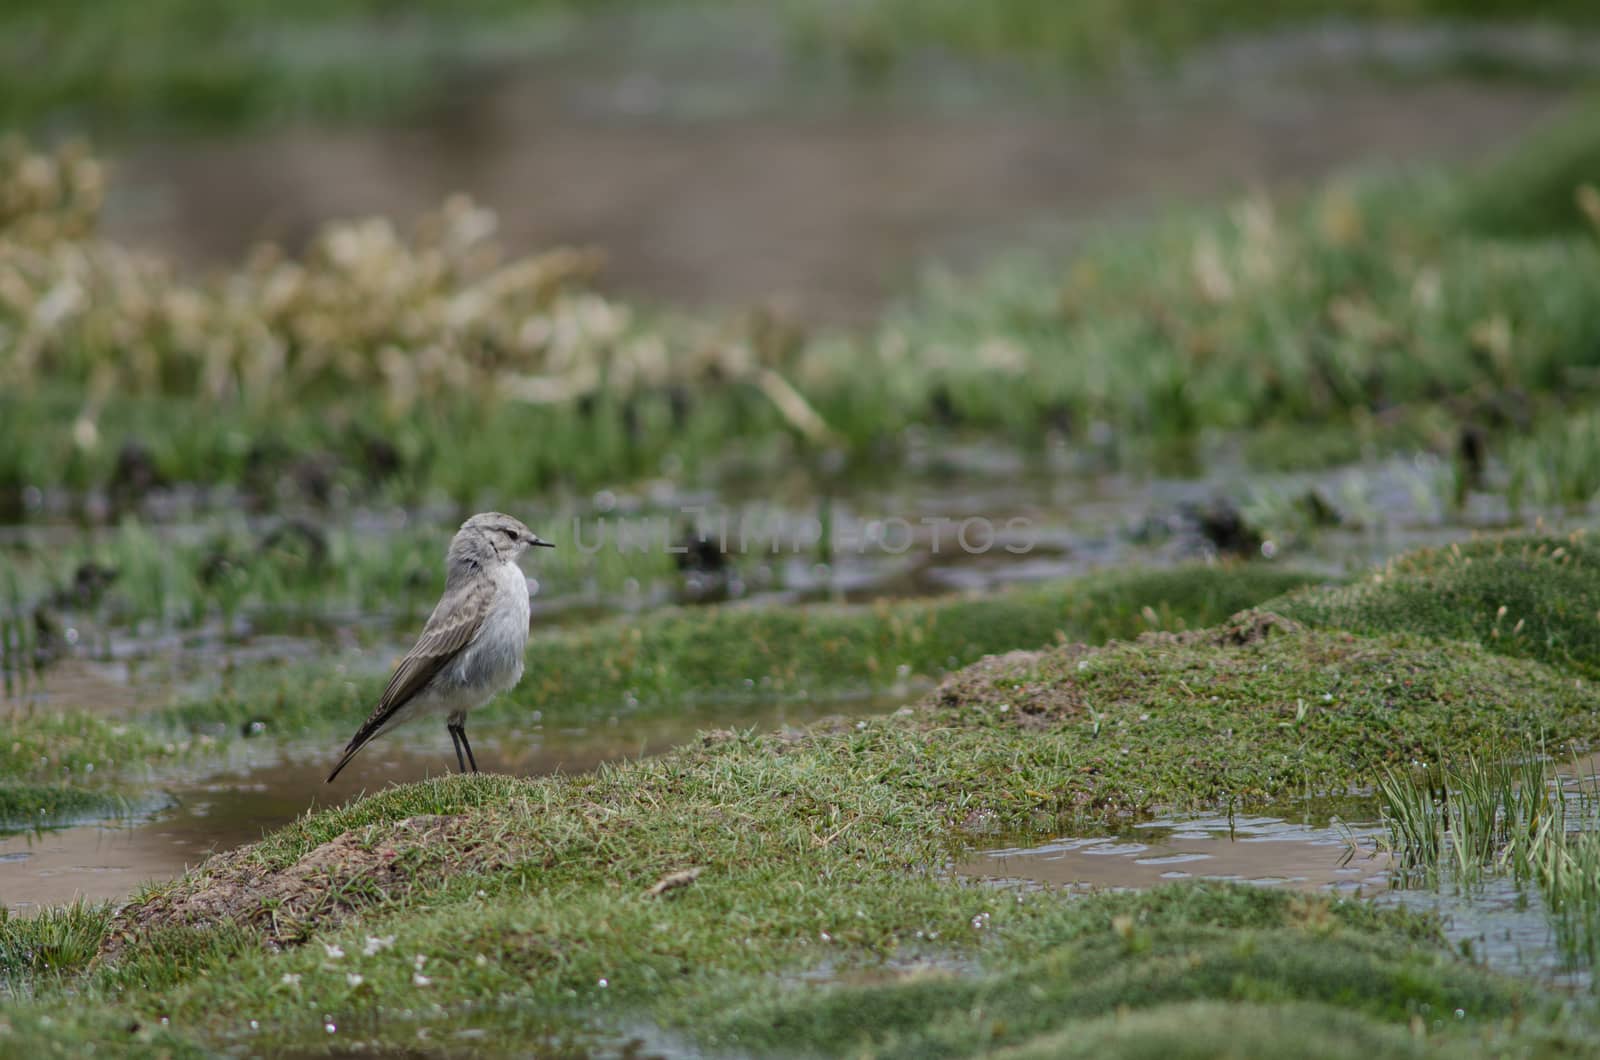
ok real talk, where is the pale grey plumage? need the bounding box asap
[327,512,552,783]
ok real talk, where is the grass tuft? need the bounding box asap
[0,901,114,990]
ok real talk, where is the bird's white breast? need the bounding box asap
[451,560,531,696]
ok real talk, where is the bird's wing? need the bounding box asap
[375,575,495,717]
[327,575,494,781]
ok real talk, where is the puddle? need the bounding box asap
[952,810,1587,984]
[958,753,1600,986]
[956,811,1392,895]
[1379,877,1583,988]
[0,695,864,914]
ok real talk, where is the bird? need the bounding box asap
[326,512,553,783]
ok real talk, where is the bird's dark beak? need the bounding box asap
[531,535,555,549]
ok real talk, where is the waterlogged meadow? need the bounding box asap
[8,4,1600,1050]
[1374,746,1600,976]
[12,538,1600,1055]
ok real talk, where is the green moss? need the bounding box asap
[1273,534,1600,677]
[691,887,1474,1056]
[703,924,1516,1058]
[989,1002,1430,1060]
[931,620,1599,811]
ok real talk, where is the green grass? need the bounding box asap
[1502,405,1600,510]
[1375,743,1600,977]
[0,901,116,992]
[0,381,770,508]
[699,911,1512,1057]
[1273,534,1600,677]
[790,0,1600,79]
[858,174,1600,454]
[6,601,1600,1053]
[5,0,1597,134]
[148,564,1324,740]
[1375,744,1551,888]
[7,104,1600,503]
[510,564,1325,718]
[0,782,135,832]
[9,104,1600,503]
[0,710,188,789]
[0,508,675,650]
[1457,98,1600,239]
[0,0,607,134]
[1539,824,1600,973]
[0,562,1320,794]
[985,1002,1436,1060]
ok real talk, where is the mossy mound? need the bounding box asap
[516,564,1325,713]
[701,890,1526,1058]
[990,1002,1430,1060]
[933,617,1598,812]
[1272,534,1600,677]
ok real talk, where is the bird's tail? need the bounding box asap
[326,726,379,783]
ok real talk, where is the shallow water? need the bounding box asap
[955,811,1393,896]
[1381,877,1583,988]
[0,695,863,914]
[4,444,1566,693]
[957,759,1600,988]
[953,809,1581,981]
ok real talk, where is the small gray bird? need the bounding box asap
[326,512,553,783]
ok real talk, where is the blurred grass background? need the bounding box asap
[5,0,1599,133]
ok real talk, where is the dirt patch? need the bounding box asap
[99,813,526,958]
[1208,609,1305,647]
[936,645,1099,729]
[1136,609,1306,649]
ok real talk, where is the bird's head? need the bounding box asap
[456,511,554,562]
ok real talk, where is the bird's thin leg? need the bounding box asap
[458,725,480,774]
[448,723,468,774]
